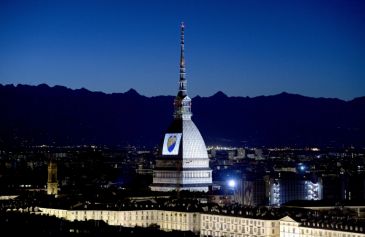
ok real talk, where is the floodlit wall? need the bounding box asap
[39,208,200,233]
[38,208,365,237]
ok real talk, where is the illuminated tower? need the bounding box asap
[151,23,212,192]
[47,160,58,196]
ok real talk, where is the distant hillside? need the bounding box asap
[1,84,364,148]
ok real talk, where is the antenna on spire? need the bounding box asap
[174,21,191,120]
[179,21,186,92]
[180,22,185,69]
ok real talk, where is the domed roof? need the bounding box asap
[161,119,208,159]
[181,120,208,159]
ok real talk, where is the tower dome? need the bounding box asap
[150,23,212,192]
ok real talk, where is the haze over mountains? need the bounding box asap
[1,83,364,148]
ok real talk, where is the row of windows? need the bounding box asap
[201,229,275,237]
[203,223,266,234]
[202,215,268,227]
[298,228,364,237]
[45,209,365,237]
[155,171,211,178]
[71,211,196,223]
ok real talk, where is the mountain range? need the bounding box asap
[1,83,364,148]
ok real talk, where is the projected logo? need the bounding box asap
[167,135,177,152]
[162,133,182,155]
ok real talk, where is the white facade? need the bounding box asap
[39,208,200,233]
[38,208,365,237]
[200,213,279,237]
[280,216,365,237]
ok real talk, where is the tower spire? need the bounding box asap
[174,22,192,120]
[179,22,187,96]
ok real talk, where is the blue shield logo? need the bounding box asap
[167,135,177,152]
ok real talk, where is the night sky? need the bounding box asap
[1,0,364,100]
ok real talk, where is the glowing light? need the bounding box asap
[228,180,236,188]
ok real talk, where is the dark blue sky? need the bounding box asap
[1,0,364,100]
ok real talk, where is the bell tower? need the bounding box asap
[47,160,58,196]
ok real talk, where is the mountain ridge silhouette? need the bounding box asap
[1,83,364,148]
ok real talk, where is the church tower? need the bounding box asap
[47,160,58,196]
[151,23,212,192]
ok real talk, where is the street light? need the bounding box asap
[228,179,236,188]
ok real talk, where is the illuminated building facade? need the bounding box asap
[269,174,323,206]
[150,23,212,192]
[47,160,58,196]
[39,207,365,237]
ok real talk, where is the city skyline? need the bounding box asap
[1,0,365,100]
[1,1,365,234]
